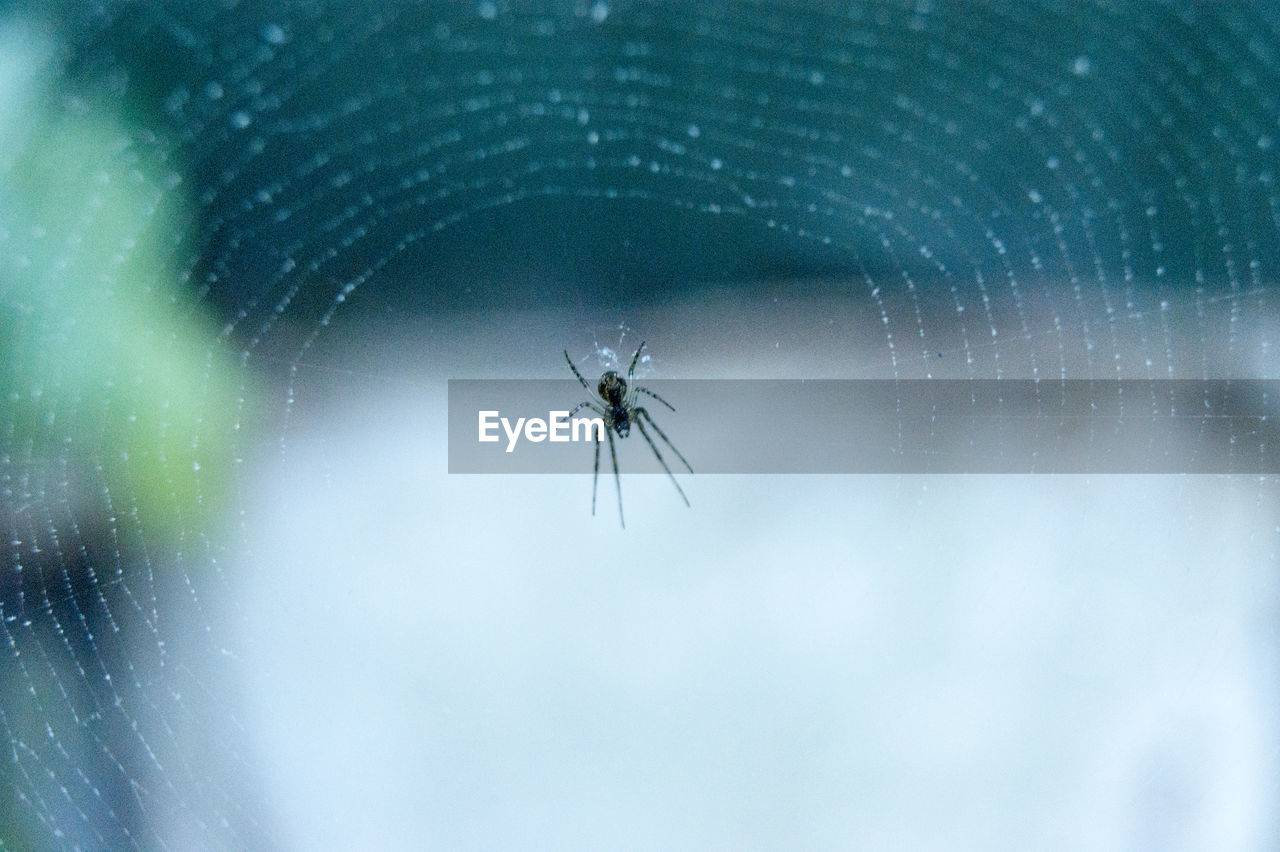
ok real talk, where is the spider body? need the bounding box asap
[597,372,631,435]
[564,342,692,528]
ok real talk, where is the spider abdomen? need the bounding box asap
[610,408,632,437]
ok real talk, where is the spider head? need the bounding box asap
[598,371,627,407]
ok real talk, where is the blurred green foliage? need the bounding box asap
[1,34,251,544]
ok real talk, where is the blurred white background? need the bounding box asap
[237,306,1278,850]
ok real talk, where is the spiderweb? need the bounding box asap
[2,1,1277,848]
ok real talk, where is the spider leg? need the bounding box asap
[635,407,694,474]
[632,385,676,412]
[571,401,609,428]
[591,432,600,517]
[627,340,646,383]
[573,400,609,519]
[563,350,593,392]
[634,409,692,507]
[606,422,624,528]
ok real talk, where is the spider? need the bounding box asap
[564,341,693,528]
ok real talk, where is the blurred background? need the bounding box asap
[1,1,1277,849]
